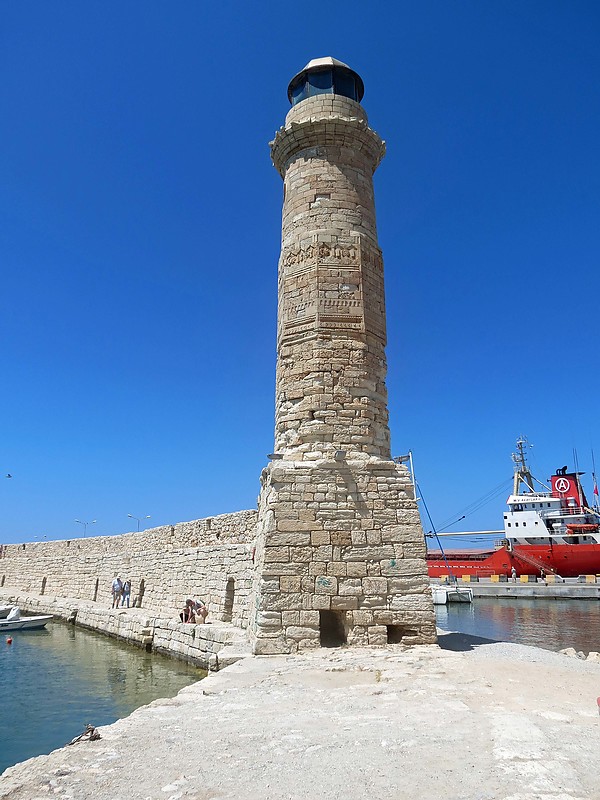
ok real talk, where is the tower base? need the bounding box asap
[248,457,436,654]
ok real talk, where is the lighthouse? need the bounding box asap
[249,58,435,654]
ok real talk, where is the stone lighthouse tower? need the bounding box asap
[249,58,435,654]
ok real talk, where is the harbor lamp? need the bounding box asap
[127,513,150,532]
[75,519,96,537]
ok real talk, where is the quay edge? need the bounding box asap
[0,589,251,671]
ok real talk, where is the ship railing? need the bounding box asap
[545,507,587,519]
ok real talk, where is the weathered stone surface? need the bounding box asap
[244,62,435,653]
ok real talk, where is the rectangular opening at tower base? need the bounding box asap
[319,610,347,647]
[387,625,418,644]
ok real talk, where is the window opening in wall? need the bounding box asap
[319,610,347,647]
[387,625,417,644]
[40,576,47,596]
[1,574,5,587]
[93,577,99,602]
[223,577,235,622]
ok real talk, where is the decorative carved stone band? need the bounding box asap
[279,236,385,345]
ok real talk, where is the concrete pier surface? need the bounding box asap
[432,578,600,600]
[2,635,600,799]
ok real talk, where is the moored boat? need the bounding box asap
[0,607,53,632]
[427,439,600,579]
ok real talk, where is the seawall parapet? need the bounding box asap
[0,510,257,628]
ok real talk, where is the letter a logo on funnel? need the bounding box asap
[555,477,570,493]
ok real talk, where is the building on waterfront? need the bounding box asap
[247,58,436,653]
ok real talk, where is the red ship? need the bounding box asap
[426,439,600,579]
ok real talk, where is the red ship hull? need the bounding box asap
[427,543,600,579]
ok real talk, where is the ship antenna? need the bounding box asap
[592,449,599,512]
[511,437,534,494]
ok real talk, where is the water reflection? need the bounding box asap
[0,621,205,774]
[436,598,600,653]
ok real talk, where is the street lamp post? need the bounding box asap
[128,514,150,532]
[75,519,96,537]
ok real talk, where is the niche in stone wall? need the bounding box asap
[1,575,4,587]
[40,576,47,596]
[319,610,347,647]
[387,625,417,644]
[223,577,234,622]
[93,578,99,602]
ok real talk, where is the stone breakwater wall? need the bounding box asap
[0,590,250,671]
[0,510,257,627]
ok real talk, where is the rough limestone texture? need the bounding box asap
[2,637,600,798]
[249,86,435,653]
[0,511,256,627]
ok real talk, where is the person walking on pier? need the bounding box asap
[111,576,123,608]
[121,578,131,607]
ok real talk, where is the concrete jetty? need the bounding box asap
[2,635,599,799]
[433,577,600,600]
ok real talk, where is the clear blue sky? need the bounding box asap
[1,1,599,545]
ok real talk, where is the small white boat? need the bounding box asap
[432,585,473,605]
[0,607,53,631]
[0,605,13,619]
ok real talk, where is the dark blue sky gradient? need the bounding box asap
[1,2,599,543]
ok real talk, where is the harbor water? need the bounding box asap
[0,621,205,775]
[436,597,600,653]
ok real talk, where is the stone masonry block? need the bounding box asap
[282,611,300,626]
[268,532,312,547]
[255,611,282,628]
[349,609,374,626]
[311,531,331,545]
[264,546,290,563]
[362,577,387,595]
[299,610,319,627]
[253,636,292,655]
[346,562,367,578]
[280,576,302,592]
[331,595,358,610]
[380,558,426,577]
[359,595,386,608]
[289,546,313,563]
[341,545,395,562]
[284,626,320,641]
[367,625,388,646]
[315,575,338,594]
[330,531,352,546]
[276,520,316,533]
[312,594,331,610]
[338,578,363,596]
[264,592,304,611]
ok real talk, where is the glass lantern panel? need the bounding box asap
[308,69,333,95]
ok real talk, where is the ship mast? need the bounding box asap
[512,437,535,494]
